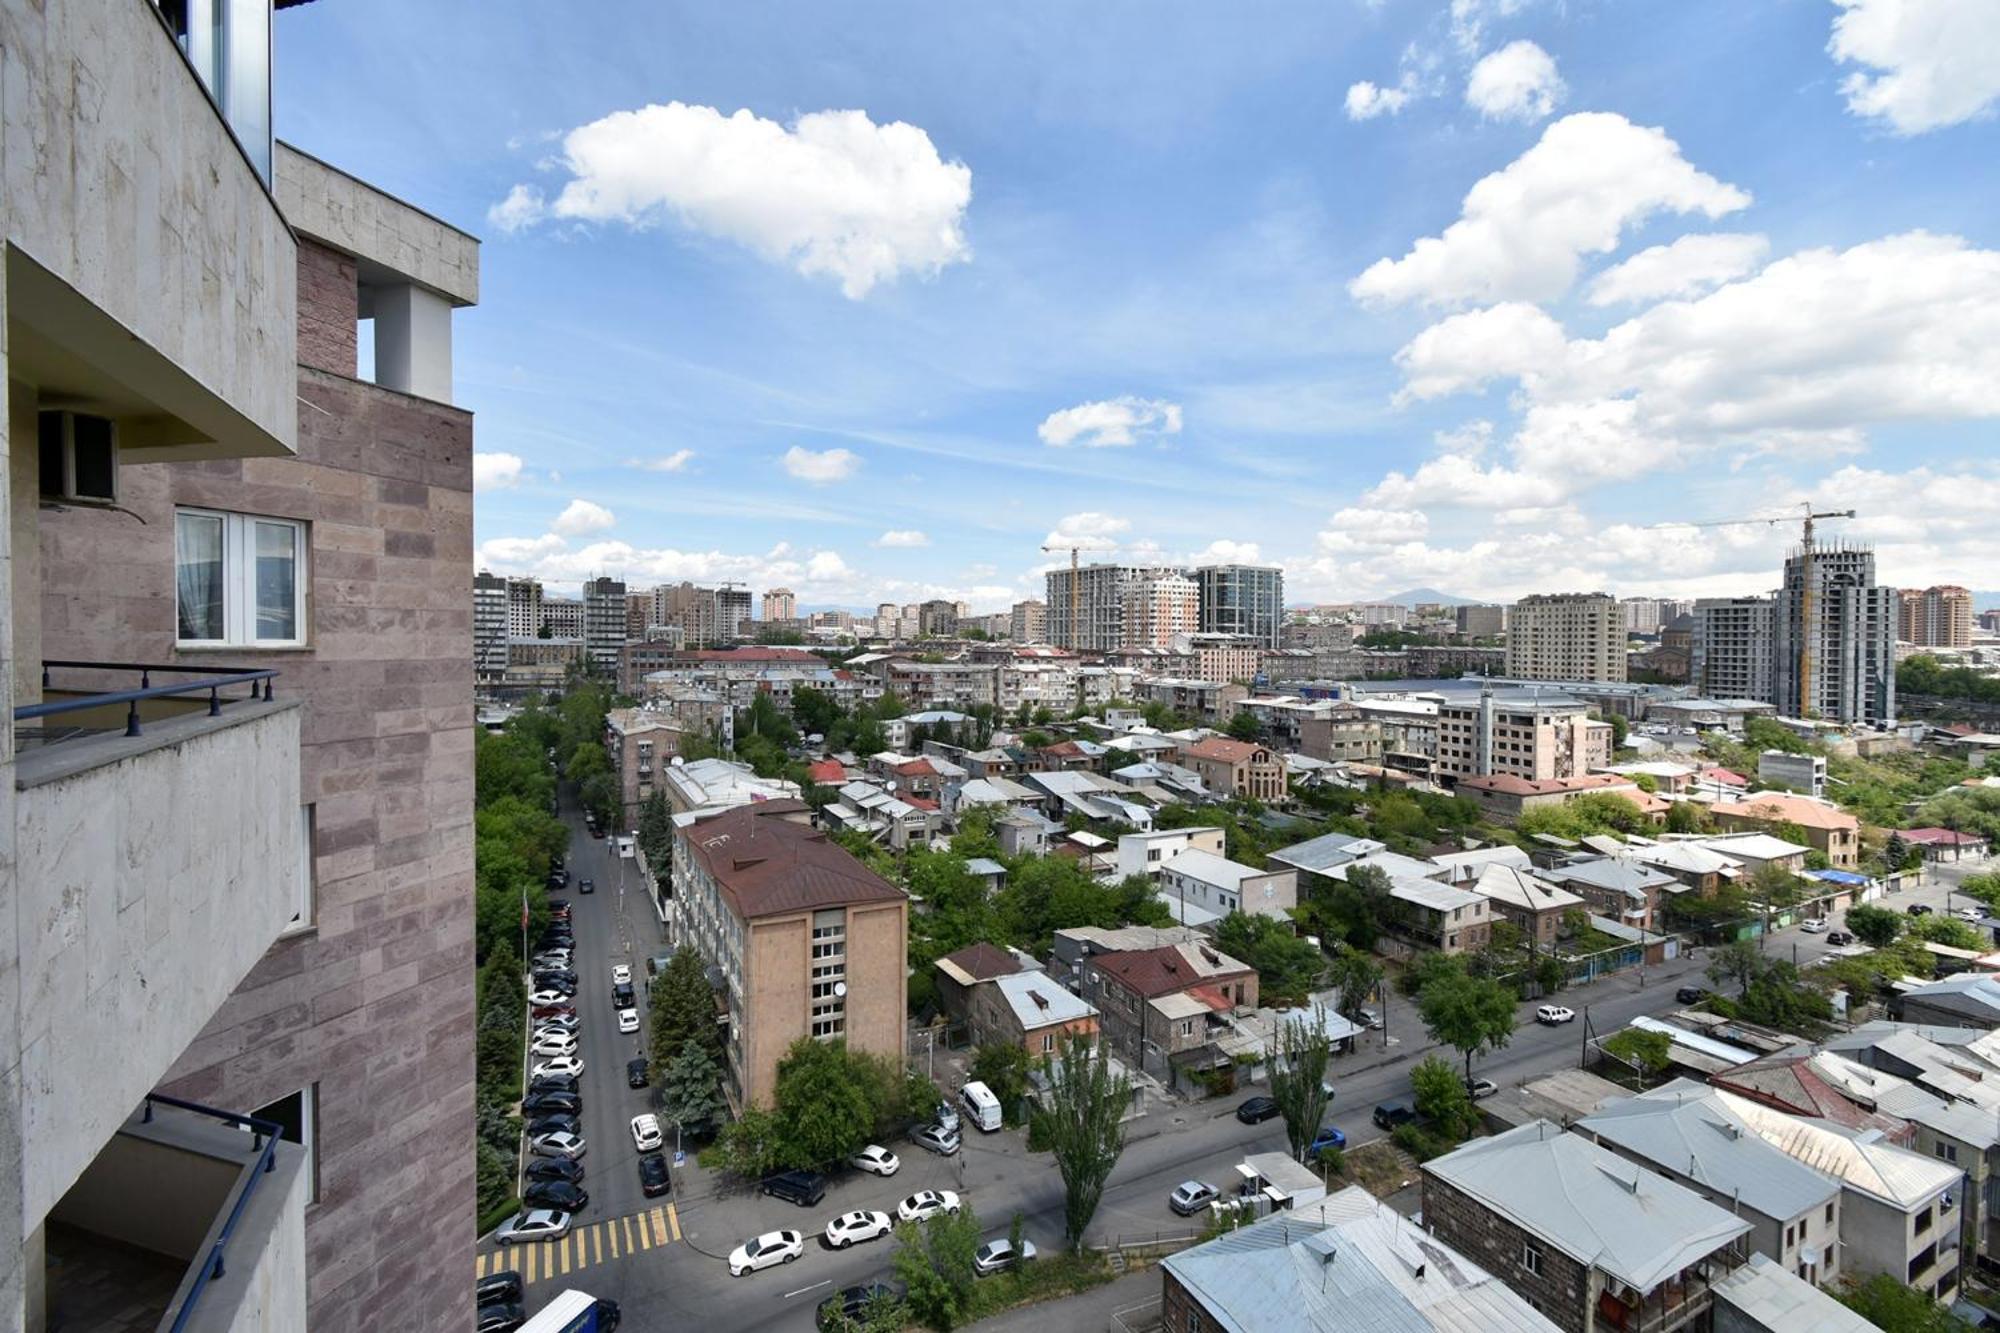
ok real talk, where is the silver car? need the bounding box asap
[973,1238,1037,1276]
[1169,1181,1218,1216]
[912,1124,960,1156]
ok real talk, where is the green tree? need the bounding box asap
[771,1037,875,1169]
[892,1206,982,1331]
[1602,1028,1673,1081]
[1226,709,1263,742]
[636,789,674,868]
[1838,1273,1974,1332]
[1664,800,1709,835]
[1031,1033,1130,1251]
[714,1106,781,1177]
[970,1044,1032,1125]
[1322,945,1384,1027]
[1269,1010,1334,1165]
[1214,912,1325,1005]
[649,948,721,1078]
[1409,1055,1477,1140]
[1707,939,1765,997]
[1909,914,1986,951]
[1846,903,1903,949]
[1416,962,1518,1086]
[658,1039,726,1130]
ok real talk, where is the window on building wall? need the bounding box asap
[1521,1242,1542,1275]
[176,509,308,647]
[282,804,317,936]
[1179,1020,1194,1037]
[247,1085,318,1204]
[1042,1032,1056,1054]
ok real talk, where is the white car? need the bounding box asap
[611,964,633,985]
[528,1130,586,1159]
[1801,918,1830,933]
[728,1229,804,1277]
[528,989,572,1007]
[1535,1005,1576,1025]
[531,1032,578,1057]
[897,1189,961,1224]
[1958,905,1985,922]
[631,1113,664,1152]
[973,1237,1037,1276]
[850,1144,901,1177]
[617,1008,641,1034]
[534,953,573,970]
[495,1208,572,1245]
[531,1056,584,1080]
[824,1210,894,1248]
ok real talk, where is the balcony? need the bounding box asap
[13,664,302,1235]
[1595,1263,1730,1333]
[46,1095,307,1333]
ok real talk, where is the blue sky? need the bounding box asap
[276,0,2000,611]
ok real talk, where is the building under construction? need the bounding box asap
[1773,542,1897,727]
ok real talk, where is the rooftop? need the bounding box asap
[1470,864,1584,913]
[936,942,1024,985]
[1389,876,1485,914]
[679,800,906,920]
[1709,1088,1962,1209]
[1711,1254,1876,1333]
[993,972,1098,1030]
[1091,942,1253,998]
[1162,848,1273,891]
[1712,793,1859,832]
[1269,831,1388,874]
[1457,773,1638,797]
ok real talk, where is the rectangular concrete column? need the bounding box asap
[368,283,454,404]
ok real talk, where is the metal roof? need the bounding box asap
[1268,830,1384,873]
[993,972,1098,1029]
[1709,1088,1963,1209]
[1423,1122,1753,1292]
[1389,876,1486,914]
[1711,1254,1876,1333]
[1162,848,1274,891]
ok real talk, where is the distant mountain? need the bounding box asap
[1375,587,1484,608]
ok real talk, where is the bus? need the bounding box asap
[517,1290,620,1333]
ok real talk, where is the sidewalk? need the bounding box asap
[966,1268,1161,1332]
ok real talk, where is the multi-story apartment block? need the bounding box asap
[717,586,752,641]
[1193,564,1283,647]
[1774,545,1896,726]
[1455,603,1507,638]
[605,708,684,822]
[1010,599,1048,643]
[1298,706,1386,765]
[1045,564,1191,651]
[1125,573,1200,649]
[1692,596,1775,701]
[1900,586,1973,649]
[1181,635,1264,685]
[1434,690,1614,781]
[509,635,585,688]
[918,598,959,636]
[625,590,653,639]
[763,587,797,622]
[5,19,481,1324]
[474,570,508,681]
[541,595,585,638]
[671,801,908,1110]
[506,574,544,638]
[1506,592,1626,682]
[583,576,627,677]
[1979,609,2000,634]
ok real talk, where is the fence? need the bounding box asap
[1109,1297,1164,1333]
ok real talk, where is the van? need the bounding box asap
[958,1080,1003,1133]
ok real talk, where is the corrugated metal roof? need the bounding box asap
[1710,1089,1963,1208]
[1163,848,1270,891]
[1269,831,1384,873]
[994,972,1097,1029]
[1711,1254,1876,1333]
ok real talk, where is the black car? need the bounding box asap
[525,1113,580,1139]
[528,1074,579,1097]
[523,1156,585,1185]
[638,1152,672,1198]
[1372,1100,1418,1131]
[522,1180,589,1212]
[816,1282,904,1331]
[1675,986,1711,1005]
[1909,904,1934,916]
[612,982,636,1009]
[1827,930,1853,946]
[520,1091,581,1117]
[476,1302,524,1333]
[579,878,595,895]
[475,1271,524,1307]
[590,1300,621,1332]
[761,1169,828,1207]
[532,978,577,998]
[540,933,575,951]
[627,1058,650,1089]
[533,969,579,988]
[1235,1096,1280,1125]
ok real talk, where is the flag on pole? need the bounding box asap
[521,886,530,928]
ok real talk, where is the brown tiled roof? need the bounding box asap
[1459,773,1637,797]
[1183,738,1262,764]
[895,759,938,776]
[680,800,906,920]
[938,942,1022,982]
[1091,944,1252,998]
[1713,793,1858,832]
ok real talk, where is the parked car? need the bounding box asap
[495,1209,572,1245]
[533,968,578,988]
[1235,1096,1280,1125]
[520,1091,580,1117]
[529,1004,575,1022]
[626,1058,650,1089]
[824,1210,894,1249]
[1357,1007,1383,1030]
[1958,905,1984,922]
[851,1144,901,1176]
[589,1300,621,1332]
[528,1072,580,1096]
[531,1056,584,1081]
[475,1271,524,1307]
[533,1014,581,1035]
[525,1114,580,1140]
[933,1101,961,1134]
[530,1034,578,1058]
[617,1008,640,1034]
[1309,1126,1347,1155]
[1801,918,1829,933]
[533,950,573,968]
[1675,986,1711,1004]
[523,1156,584,1185]
[1536,1005,1577,1025]
[912,1124,959,1156]
[528,990,574,1009]
[1372,1100,1417,1131]
[631,1114,664,1152]
[816,1283,905,1331]
[897,1189,961,1223]
[580,878,595,894]
[527,1129,587,1159]
[1465,1078,1499,1100]
[973,1238,1037,1276]
[637,1153,672,1198]
[1827,931,1853,947]
[522,1180,588,1213]
[728,1230,804,1277]
[476,1303,524,1333]
[611,964,633,985]
[1909,904,1934,916]
[612,982,636,1008]
[761,1170,828,1208]
[1169,1181,1218,1216]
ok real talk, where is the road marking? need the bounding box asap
[476,1206,679,1285]
[783,1279,832,1300]
[607,1224,620,1260]
[650,1206,668,1247]
[668,1201,682,1241]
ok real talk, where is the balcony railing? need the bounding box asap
[18,660,276,747]
[140,1094,285,1333]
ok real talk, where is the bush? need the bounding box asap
[1316,1145,1347,1176]
[1391,1122,1450,1162]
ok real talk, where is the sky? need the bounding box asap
[274,0,2000,612]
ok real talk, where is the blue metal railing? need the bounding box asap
[17,660,277,739]
[141,1092,285,1333]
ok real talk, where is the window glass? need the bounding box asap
[255,521,299,640]
[176,512,226,640]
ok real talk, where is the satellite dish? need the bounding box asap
[834,981,848,998]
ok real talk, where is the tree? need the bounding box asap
[714,1105,781,1178]
[1837,1272,1975,1332]
[1602,1028,1673,1082]
[636,789,674,868]
[1322,945,1383,1027]
[1409,1056,1477,1140]
[649,948,721,1080]
[1214,913,1325,1005]
[658,1039,726,1130]
[1707,939,1764,997]
[1226,709,1263,742]
[970,1044,1032,1125]
[771,1037,875,1169]
[1031,1033,1130,1251]
[1846,903,1903,949]
[1665,800,1708,835]
[1269,1011,1334,1164]
[892,1207,982,1331]
[1416,963,1518,1086]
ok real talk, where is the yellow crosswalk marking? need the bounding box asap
[480,1209,677,1288]
[522,1245,538,1284]
[607,1224,620,1260]
[557,1236,572,1276]
[668,1202,682,1242]
[637,1211,654,1249]
[622,1215,636,1252]
[650,1207,667,1247]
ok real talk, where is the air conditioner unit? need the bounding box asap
[38,410,118,503]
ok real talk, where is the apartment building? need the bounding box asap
[541,596,584,638]
[1773,545,1896,726]
[1181,737,1288,800]
[5,11,482,1322]
[1183,635,1264,685]
[672,800,908,1109]
[1710,793,1861,869]
[915,598,958,636]
[1010,598,1049,644]
[1139,677,1248,722]
[474,570,508,681]
[1193,564,1284,647]
[508,635,584,688]
[1900,586,1973,649]
[1125,573,1201,649]
[1044,563,1195,652]
[762,587,797,622]
[604,708,683,822]
[1456,603,1507,638]
[582,575,627,677]
[506,575,544,638]
[1506,593,1626,683]
[1691,597,1775,702]
[1435,690,1614,782]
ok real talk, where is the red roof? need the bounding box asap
[1700,766,1749,786]
[1458,773,1637,797]
[904,795,939,811]
[1902,827,1986,846]
[1713,793,1859,832]
[806,760,847,784]
[938,942,1023,982]
[1183,738,1265,765]
[894,758,938,777]
[678,800,906,920]
[1090,944,1252,998]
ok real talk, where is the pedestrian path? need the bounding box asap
[475,1203,680,1285]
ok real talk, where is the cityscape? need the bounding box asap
[3,4,1999,1333]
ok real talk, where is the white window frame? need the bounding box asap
[175,507,308,648]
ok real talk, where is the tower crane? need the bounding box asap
[1647,502,1856,718]
[1037,542,1153,651]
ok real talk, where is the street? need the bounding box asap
[475,810,1992,1332]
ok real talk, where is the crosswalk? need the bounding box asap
[476,1204,681,1285]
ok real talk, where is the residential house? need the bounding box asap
[979,973,1101,1059]
[605,707,683,822]
[1116,826,1228,881]
[1710,794,1861,870]
[933,942,1025,1032]
[1896,975,2000,1029]
[1422,1122,1753,1333]
[1158,849,1298,927]
[1540,858,1680,932]
[1456,773,1657,825]
[822,780,938,850]
[1380,877,1494,956]
[1081,941,1258,1087]
[1183,737,1289,801]
[1429,843,1534,884]
[1472,865,1585,953]
[1708,1254,1877,1333]
[1631,842,1742,897]
[1688,833,1811,879]
[1901,827,1991,862]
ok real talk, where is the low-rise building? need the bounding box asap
[1141,676,1250,722]
[1082,941,1257,1087]
[1182,736,1288,801]
[1687,833,1810,878]
[1710,794,1860,870]
[1471,864,1585,952]
[1895,975,2000,1029]
[1116,826,1228,880]
[1539,858,1680,933]
[1386,877,1495,956]
[1455,773,1653,825]
[1709,1253,1877,1333]
[1757,750,1828,799]
[1297,704,1386,764]
[1158,849,1297,927]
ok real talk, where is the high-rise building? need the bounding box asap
[625,590,652,639]
[918,599,959,636]
[475,570,508,679]
[541,596,585,638]
[1899,586,1973,649]
[718,586,752,641]
[1691,597,1775,700]
[1045,564,1197,652]
[505,575,544,638]
[1455,604,1507,638]
[4,17,480,1323]
[1010,599,1048,643]
[1774,545,1896,725]
[1505,592,1626,682]
[1194,565,1284,647]
[584,576,628,676]
[763,587,797,621]
[1980,609,2000,634]
[1621,597,1662,635]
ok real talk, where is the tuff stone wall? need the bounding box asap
[297,241,359,379]
[1423,1173,1586,1333]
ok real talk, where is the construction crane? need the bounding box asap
[1037,542,1151,651]
[1648,502,1856,718]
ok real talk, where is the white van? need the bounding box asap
[958,1079,1003,1133]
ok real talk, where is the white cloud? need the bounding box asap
[1346,79,1415,120]
[782,445,861,483]
[1830,0,2000,135]
[1349,112,1751,309]
[1327,507,1432,546]
[473,452,525,491]
[630,449,695,473]
[492,103,973,298]
[1392,301,1569,402]
[1450,0,1531,54]
[1043,511,1131,549]
[806,551,854,581]
[1196,539,1264,564]
[551,499,616,536]
[874,529,931,548]
[1037,396,1184,448]
[1465,40,1566,122]
[1584,233,1770,306]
